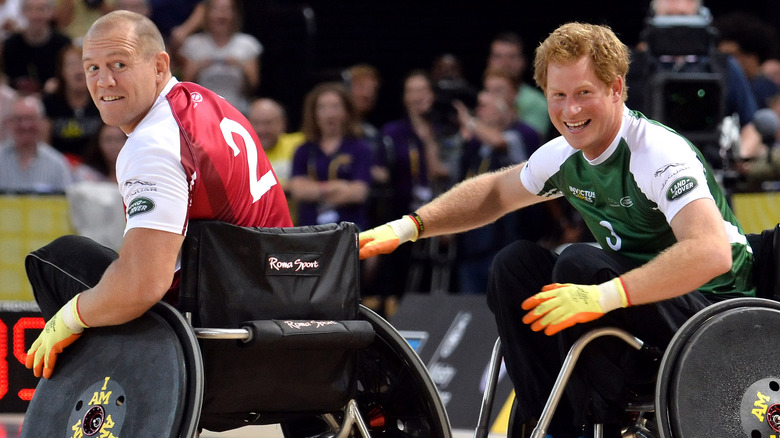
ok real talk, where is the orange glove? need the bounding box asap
[358,215,420,259]
[26,294,89,379]
[521,278,629,336]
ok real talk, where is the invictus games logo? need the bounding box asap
[127,197,155,217]
[568,186,595,203]
[266,253,322,276]
[666,177,698,201]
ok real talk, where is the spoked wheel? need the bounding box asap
[20,302,203,438]
[281,305,451,438]
[656,298,780,438]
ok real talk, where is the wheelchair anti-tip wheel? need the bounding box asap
[280,304,452,438]
[20,301,204,438]
[656,297,780,438]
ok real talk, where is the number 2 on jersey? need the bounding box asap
[220,118,277,203]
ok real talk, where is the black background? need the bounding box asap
[243,0,780,129]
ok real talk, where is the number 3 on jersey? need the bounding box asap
[599,220,622,251]
[220,118,277,203]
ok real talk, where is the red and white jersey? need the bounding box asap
[117,78,292,235]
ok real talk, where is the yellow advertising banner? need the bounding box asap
[732,192,780,234]
[0,195,73,301]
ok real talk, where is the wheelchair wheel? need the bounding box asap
[21,301,204,438]
[656,297,780,438]
[281,305,452,438]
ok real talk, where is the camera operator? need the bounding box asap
[626,0,761,176]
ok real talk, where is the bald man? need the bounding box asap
[25,10,292,379]
[247,97,304,189]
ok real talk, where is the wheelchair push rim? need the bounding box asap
[656,297,780,438]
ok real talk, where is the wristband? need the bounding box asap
[408,212,424,237]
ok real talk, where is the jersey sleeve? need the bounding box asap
[117,116,190,236]
[635,132,714,224]
[519,139,571,198]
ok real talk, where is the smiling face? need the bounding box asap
[82,19,170,134]
[546,56,624,160]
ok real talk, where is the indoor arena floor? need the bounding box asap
[0,414,480,437]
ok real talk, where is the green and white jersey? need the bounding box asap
[520,108,754,298]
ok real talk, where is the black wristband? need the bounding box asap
[409,212,424,236]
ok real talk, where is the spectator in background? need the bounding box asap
[0,73,18,143]
[452,67,541,293]
[288,82,372,230]
[762,58,780,87]
[114,0,150,16]
[0,95,72,193]
[488,31,551,141]
[247,97,304,190]
[53,0,114,40]
[0,0,26,43]
[74,123,124,182]
[42,44,103,164]
[179,0,260,115]
[2,0,70,94]
[714,11,780,109]
[346,63,381,146]
[67,123,126,251]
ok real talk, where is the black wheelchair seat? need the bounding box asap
[22,221,451,438]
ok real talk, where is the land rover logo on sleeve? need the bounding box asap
[666,177,698,201]
[266,253,322,276]
[127,197,155,217]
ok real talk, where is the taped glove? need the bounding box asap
[358,215,420,259]
[521,278,629,336]
[26,294,89,379]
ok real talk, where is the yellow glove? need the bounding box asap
[26,294,89,379]
[359,215,420,259]
[521,278,629,336]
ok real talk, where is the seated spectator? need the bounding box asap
[487,31,551,140]
[345,63,382,146]
[288,82,372,230]
[452,68,542,293]
[0,72,18,143]
[53,0,114,40]
[0,95,72,193]
[247,97,304,190]
[0,0,26,43]
[715,11,780,109]
[179,0,260,115]
[42,44,103,164]
[74,123,124,182]
[67,123,126,251]
[2,0,71,94]
[114,0,149,15]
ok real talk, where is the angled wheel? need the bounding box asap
[281,305,452,438]
[21,301,204,438]
[656,298,780,438]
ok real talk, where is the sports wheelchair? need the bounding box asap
[21,221,452,438]
[476,225,780,438]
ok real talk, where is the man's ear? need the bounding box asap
[612,76,624,102]
[154,51,171,80]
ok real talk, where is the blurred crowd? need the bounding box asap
[1,0,780,314]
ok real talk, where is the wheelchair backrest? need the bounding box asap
[179,220,360,327]
[177,221,364,430]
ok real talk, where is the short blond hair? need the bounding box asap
[87,10,165,59]
[533,22,629,101]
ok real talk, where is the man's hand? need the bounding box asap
[358,215,420,259]
[521,278,629,336]
[26,294,89,379]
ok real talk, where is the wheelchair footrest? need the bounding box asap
[241,319,375,350]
